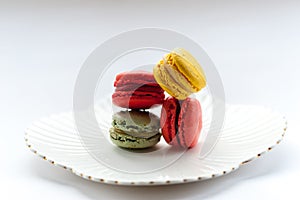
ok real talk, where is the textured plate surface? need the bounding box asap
[25,98,287,186]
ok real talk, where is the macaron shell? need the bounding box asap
[177,98,202,148]
[171,53,206,92]
[109,128,161,149]
[160,97,180,146]
[114,71,157,87]
[173,48,205,76]
[112,110,160,138]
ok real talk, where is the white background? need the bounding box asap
[1,0,300,199]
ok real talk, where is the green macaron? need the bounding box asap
[110,110,161,149]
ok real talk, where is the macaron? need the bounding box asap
[153,48,206,100]
[110,110,161,149]
[160,96,202,148]
[112,71,165,109]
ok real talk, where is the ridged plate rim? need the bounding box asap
[24,105,287,186]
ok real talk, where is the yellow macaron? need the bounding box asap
[153,48,206,100]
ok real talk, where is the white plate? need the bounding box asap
[25,97,287,186]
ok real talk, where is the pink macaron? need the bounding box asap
[160,96,202,148]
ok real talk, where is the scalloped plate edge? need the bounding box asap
[24,116,287,186]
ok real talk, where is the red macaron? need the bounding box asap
[112,71,165,109]
[161,96,202,148]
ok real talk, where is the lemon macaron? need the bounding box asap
[153,48,206,100]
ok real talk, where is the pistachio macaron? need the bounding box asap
[153,48,206,100]
[110,110,161,149]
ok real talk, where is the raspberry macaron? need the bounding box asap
[112,71,165,109]
[160,96,202,148]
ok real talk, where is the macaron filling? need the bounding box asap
[174,99,182,146]
[153,63,190,100]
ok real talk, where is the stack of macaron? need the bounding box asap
[110,48,207,149]
[153,48,206,149]
[110,71,165,149]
